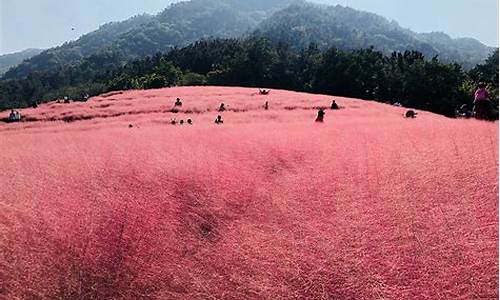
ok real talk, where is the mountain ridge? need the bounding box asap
[3,0,495,81]
[2,0,301,80]
[255,3,494,68]
[0,48,44,75]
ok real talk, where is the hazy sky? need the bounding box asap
[1,0,498,55]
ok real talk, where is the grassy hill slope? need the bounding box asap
[1,86,498,299]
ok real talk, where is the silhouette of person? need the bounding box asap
[9,110,16,120]
[175,98,183,107]
[331,100,339,110]
[218,103,226,112]
[316,108,325,122]
[215,115,224,124]
[264,101,269,110]
[405,110,417,118]
[187,119,193,125]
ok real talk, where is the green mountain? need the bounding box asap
[254,4,495,69]
[2,0,302,80]
[1,0,495,83]
[0,49,44,75]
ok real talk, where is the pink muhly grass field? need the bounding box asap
[0,86,498,299]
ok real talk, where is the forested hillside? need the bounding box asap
[2,0,302,80]
[0,49,43,75]
[2,0,494,82]
[255,4,494,68]
[1,36,497,119]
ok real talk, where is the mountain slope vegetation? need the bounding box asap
[0,48,44,75]
[2,0,494,81]
[255,4,494,68]
[2,0,302,80]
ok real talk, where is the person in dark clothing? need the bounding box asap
[175,98,183,107]
[316,108,325,122]
[331,100,339,110]
[264,101,269,110]
[215,115,224,124]
[405,110,417,118]
[218,103,226,112]
[187,119,193,125]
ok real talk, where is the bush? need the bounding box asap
[181,72,207,86]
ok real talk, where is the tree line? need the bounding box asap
[0,37,498,118]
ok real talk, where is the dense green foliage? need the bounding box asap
[2,0,300,80]
[255,4,494,69]
[464,49,499,109]
[1,38,497,119]
[2,0,493,82]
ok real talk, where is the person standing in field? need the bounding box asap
[316,108,325,122]
[331,100,339,110]
[473,82,492,120]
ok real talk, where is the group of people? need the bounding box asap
[170,118,193,126]
[8,86,492,126]
[173,95,341,125]
[315,100,340,122]
[454,83,495,120]
[171,95,341,125]
[8,110,22,122]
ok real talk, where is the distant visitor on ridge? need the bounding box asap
[259,89,270,95]
[405,110,417,118]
